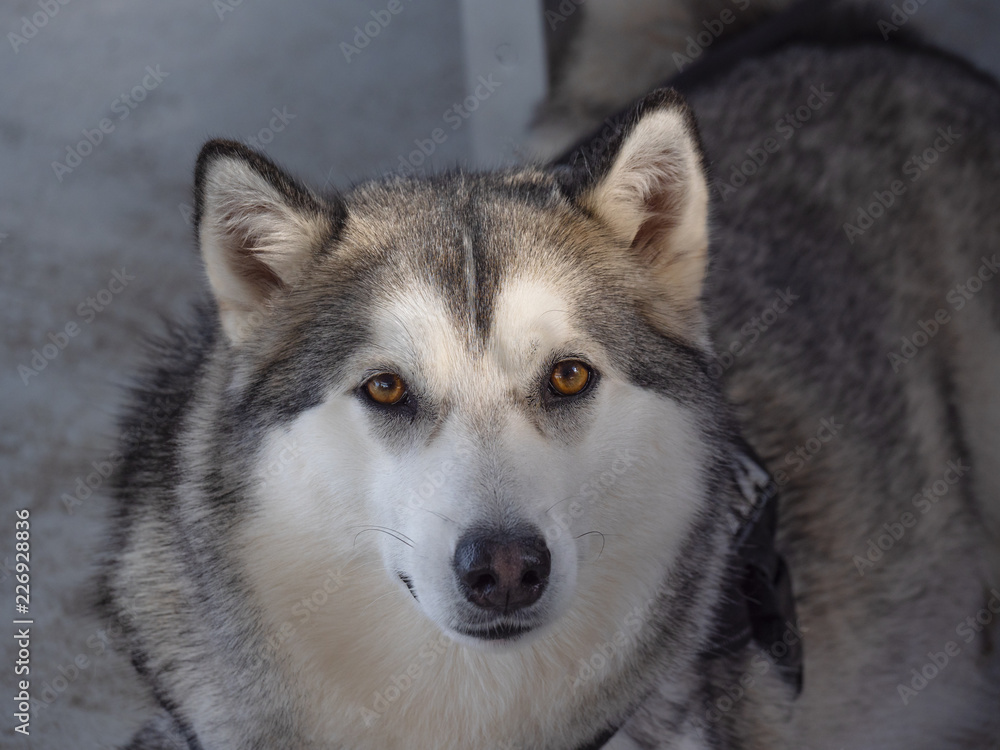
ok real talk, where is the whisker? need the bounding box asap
[575,530,606,560]
[350,525,415,548]
[544,495,576,515]
[360,588,408,616]
[416,506,456,524]
[346,524,414,543]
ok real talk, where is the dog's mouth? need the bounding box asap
[397,572,544,644]
[454,621,534,642]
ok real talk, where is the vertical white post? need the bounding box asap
[458,0,547,168]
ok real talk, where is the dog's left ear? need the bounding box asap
[558,89,709,337]
[194,140,344,344]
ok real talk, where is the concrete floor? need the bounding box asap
[0,0,998,746]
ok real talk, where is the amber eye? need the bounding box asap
[549,360,592,397]
[365,372,407,405]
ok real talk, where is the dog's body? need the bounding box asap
[105,23,1000,750]
[533,0,793,159]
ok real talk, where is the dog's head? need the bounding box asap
[193,90,730,656]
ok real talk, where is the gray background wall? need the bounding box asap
[0,0,998,746]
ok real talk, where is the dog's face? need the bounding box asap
[325,203,708,646]
[194,93,725,662]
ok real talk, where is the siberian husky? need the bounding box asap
[103,9,1000,749]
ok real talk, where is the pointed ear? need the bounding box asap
[194,140,343,344]
[559,89,710,338]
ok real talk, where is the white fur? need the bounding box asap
[583,108,710,342]
[199,158,327,343]
[586,111,700,244]
[237,274,710,749]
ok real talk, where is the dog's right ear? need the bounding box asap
[194,140,344,344]
[553,90,709,340]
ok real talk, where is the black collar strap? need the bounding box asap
[577,441,803,750]
[702,439,803,694]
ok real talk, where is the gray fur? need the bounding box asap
[531,0,794,159]
[103,31,1000,750]
[670,41,1000,747]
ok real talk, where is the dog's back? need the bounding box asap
[689,41,1000,745]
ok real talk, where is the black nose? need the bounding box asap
[454,529,551,612]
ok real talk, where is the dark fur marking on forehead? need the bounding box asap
[456,171,578,342]
[396,186,494,345]
[464,189,502,341]
[346,170,577,351]
[402,175,526,344]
